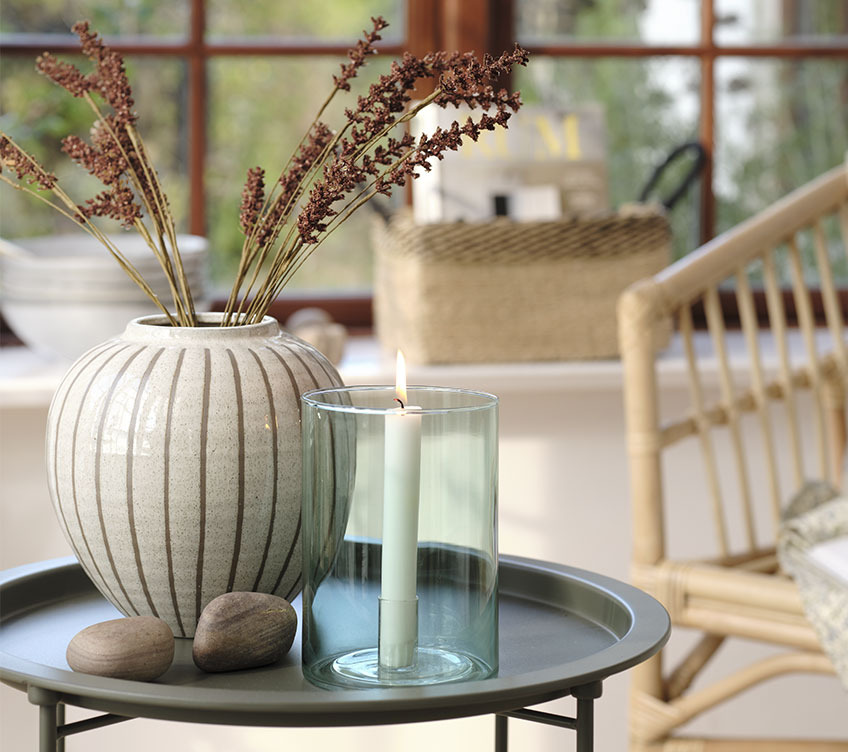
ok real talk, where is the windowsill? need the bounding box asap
[0,328,830,410]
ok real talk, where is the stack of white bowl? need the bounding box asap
[0,233,209,361]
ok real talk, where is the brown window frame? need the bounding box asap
[1,0,846,335]
[513,0,848,248]
[509,0,848,329]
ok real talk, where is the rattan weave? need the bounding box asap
[373,210,672,363]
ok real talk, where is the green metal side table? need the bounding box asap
[0,555,669,752]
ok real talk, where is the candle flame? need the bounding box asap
[395,349,408,404]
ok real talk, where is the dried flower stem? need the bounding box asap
[80,91,194,325]
[226,120,346,317]
[252,163,403,315]
[224,134,337,325]
[0,149,177,324]
[222,18,389,326]
[242,149,409,322]
[228,35,527,323]
[0,173,77,224]
[15,21,195,325]
[2,17,527,331]
[128,126,195,323]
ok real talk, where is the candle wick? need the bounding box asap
[393,397,405,409]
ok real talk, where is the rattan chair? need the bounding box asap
[618,164,848,751]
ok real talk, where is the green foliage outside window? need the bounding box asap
[1,0,845,289]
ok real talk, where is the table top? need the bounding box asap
[0,555,669,728]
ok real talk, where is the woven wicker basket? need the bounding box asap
[373,210,672,363]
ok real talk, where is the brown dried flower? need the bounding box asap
[62,134,127,185]
[71,21,136,125]
[333,16,388,92]
[239,167,265,235]
[2,16,528,329]
[0,135,57,190]
[293,36,527,245]
[79,184,143,228]
[35,53,93,98]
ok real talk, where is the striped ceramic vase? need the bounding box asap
[45,312,343,637]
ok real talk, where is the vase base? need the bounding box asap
[305,646,493,689]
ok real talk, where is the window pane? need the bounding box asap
[517,0,700,45]
[715,0,848,44]
[0,56,189,238]
[0,0,188,37]
[514,56,702,259]
[715,58,848,282]
[207,1,405,42]
[715,58,848,229]
[207,55,402,292]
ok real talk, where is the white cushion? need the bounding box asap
[808,535,848,586]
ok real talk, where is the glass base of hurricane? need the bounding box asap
[305,646,494,689]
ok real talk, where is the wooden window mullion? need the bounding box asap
[188,0,207,237]
[699,0,716,246]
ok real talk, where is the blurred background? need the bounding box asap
[2,0,846,301]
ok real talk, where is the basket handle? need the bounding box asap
[638,141,706,210]
[368,199,393,225]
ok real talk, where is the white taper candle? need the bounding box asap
[379,351,422,669]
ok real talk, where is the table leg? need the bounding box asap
[39,704,59,752]
[573,681,603,752]
[28,686,61,752]
[57,703,66,752]
[494,713,508,752]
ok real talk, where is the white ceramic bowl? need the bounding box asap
[1,269,208,303]
[0,233,210,360]
[1,234,206,282]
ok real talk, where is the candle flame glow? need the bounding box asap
[395,349,408,404]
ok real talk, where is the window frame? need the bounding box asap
[1,0,846,333]
[514,0,848,247]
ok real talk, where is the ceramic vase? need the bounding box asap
[45,312,343,636]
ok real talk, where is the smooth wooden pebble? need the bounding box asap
[192,592,297,673]
[67,616,174,681]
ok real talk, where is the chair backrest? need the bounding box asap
[618,164,848,569]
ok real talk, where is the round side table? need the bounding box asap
[0,555,669,752]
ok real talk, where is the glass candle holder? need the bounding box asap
[301,385,498,689]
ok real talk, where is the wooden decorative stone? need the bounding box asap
[67,616,174,681]
[192,592,297,673]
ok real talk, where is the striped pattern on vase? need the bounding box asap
[46,313,343,637]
